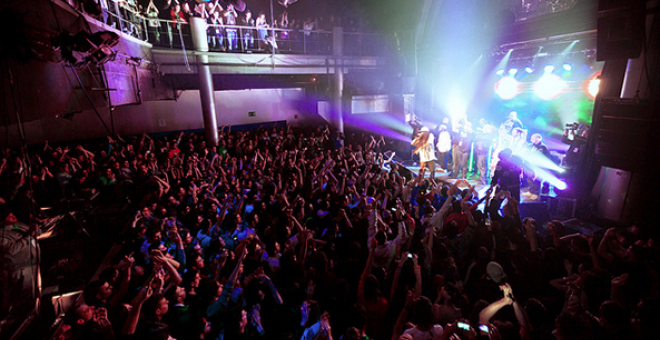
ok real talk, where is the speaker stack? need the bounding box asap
[597,0,645,61]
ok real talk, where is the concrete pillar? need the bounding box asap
[332,26,344,132]
[189,17,219,146]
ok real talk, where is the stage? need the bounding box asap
[397,162,559,204]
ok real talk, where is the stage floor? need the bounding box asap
[402,164,552,204]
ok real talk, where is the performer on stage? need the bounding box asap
[498,111,525,152]
[435,124,452,172]
[475,119,497,185]
[501,111,523,135]
[411,126,437,180]
[452,121,472,180]
[492,111,526,176]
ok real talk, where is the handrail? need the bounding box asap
[83,2,391,56]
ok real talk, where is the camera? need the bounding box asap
[479,324,490,333]
[565,122,580,130]
[407,253,413,259]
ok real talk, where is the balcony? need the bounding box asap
[95,2,394,76]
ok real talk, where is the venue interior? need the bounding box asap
[1,0,659,340]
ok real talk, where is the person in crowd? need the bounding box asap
[523,133,549,201]
[490,148,522,202]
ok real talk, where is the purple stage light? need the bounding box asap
[555,181,567,190]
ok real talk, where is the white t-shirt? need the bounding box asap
[436,131,452,153]
[418,133,437,163]
[402,325,444,340]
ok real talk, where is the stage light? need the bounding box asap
[534,74,564,100]
[495,76,520,100]
[588,78,600,97]
[562,63,572,71]
[584,71,602,100]
[525,67,533,73]
[544,65,554,74]
[496,69,505,76]
[554,180,567,191]
[509,68,518,75]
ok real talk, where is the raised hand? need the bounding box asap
[611,273,629,287]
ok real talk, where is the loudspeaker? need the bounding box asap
[597,0,645,61]
[595,99,660,172]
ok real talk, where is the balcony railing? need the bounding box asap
[90,1,390,57]
[145,21,387,56]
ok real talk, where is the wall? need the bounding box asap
[3,88,316,146]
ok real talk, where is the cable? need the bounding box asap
[100,63,115,135]
[177,23,191,72]
[5,53,40,324]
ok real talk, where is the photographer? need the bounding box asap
[561,123,589,170]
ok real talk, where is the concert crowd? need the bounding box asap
[1,123,659,340]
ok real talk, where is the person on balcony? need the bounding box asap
[208,10,225,51]
[241,10,255,51]
[256,12,269,51]
[170,3,186,28]
[303,17,317,53]
[224,4,238,51]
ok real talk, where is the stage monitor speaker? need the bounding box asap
[518,202,551,230]
[597,0,645,61]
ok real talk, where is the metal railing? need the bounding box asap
[77,1,390,56]
[144,20,387,56]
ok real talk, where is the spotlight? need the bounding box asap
[509,68,518,75]
[496,69,505,76]
[562,63,572,71]
[525,67,533,73]
[534,74,564,100]
[543,65,554,74]
[588,78,600,97]
[555,181,567,191]
[584,71,602,100]
[495,76,520,100]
